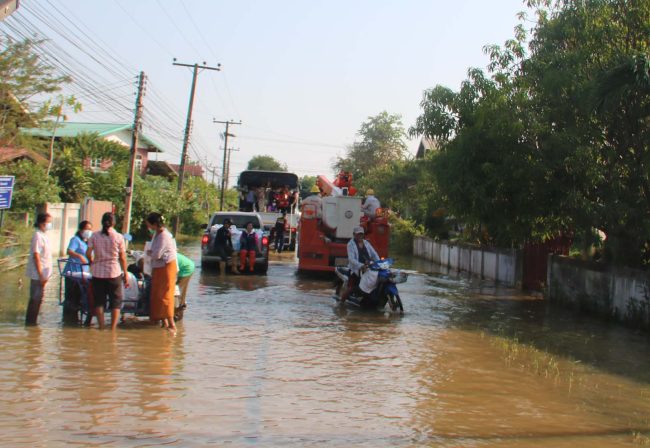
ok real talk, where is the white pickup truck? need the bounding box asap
[200,212,270,273]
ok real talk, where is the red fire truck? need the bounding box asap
[297,172,390,273]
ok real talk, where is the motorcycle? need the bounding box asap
[334,258,406,312]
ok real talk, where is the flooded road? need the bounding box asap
[1,243,650,447]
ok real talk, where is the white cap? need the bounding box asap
[353,226,365,235]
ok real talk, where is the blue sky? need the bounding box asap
[5,0,529,180]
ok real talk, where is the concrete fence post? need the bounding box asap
[481,248,485,279]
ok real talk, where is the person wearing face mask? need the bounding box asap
[25,212,53,325]
[63,220,93,324]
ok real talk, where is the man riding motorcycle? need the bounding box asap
[339,226,380,304]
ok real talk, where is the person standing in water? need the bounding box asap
[86,212,129,330]
[174,252,194,320]
[145,213,178,334]
[63,220,92,324]
[25,213,53,325]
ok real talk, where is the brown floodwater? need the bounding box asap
[1,243,649,447]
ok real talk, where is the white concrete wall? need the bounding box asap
[548,256,650,329]
[413,236,521,287]
[483,251,498,281]
[44,203,80,257]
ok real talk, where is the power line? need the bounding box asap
[156,0,203,59]
[178,0,240,120]
[1,2,216,168]
[236,135,344,149]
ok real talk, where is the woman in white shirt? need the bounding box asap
[145,213,178,334]
[25,213,53,325]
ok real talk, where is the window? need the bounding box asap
[210,214,261,229]
[135,154,143,172]
[90,158,102,170]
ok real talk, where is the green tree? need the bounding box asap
[0,160,60,212]
[0,37,71,145]
[409,67,553,246]
[519,0,650,265]
[334,111,408,183]
[247,155,287,171]
[409,0,650,261]
[299,175,316,197]
[130,176,183,237]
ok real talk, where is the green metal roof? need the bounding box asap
[21,122,164,153]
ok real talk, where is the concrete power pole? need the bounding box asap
[214,119,241,211]
[172,60,221,234]
[122,71,146,237]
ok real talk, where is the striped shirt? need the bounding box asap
[88,228,125,279]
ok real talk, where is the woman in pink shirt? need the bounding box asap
[86,212,129,330]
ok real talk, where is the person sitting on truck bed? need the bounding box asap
[215,219,240,274]
[239,222,258,273]
[277,186,290,213]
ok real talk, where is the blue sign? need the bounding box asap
[0,176,15,210]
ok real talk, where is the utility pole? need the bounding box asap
[172,59,221,234]
[206,163,219,185]
[122,71,146,237]
[214,119,241,211]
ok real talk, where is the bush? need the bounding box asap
[389,214,424,254]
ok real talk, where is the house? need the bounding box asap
[146,160,178,179]
[146,161,205,179]
[20,122,164,175]
[170,162,204,178]
[416,136,439,159]
[0,146,48,165]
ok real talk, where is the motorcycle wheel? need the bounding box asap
[387,292,404,313]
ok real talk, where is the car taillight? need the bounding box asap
[291,227,297,232]
[201,234,209,246]
[262,236,269,246]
